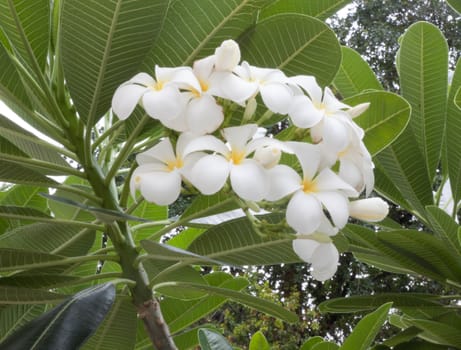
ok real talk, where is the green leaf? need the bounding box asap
[333,46,382,98]
[405,318,461,348]
[239,13,341,86]
[0,304,47,343]
[340,303,392,350]
[344,91,410,156]
[393,340,450,350]
[0,286,66,304]
[187,215,300,265]
[0,274,81,289]
[0,222,95,257]
[181,193,238,222]
[312,342,339,350]
[260,0,352,21]
[0,248,64,272]
[446,57,461,205]
[0,160,59,186]
[143,0,268,68]
[425,205,461,256]
[0,0,50,70]
[398,21,448,180]
[249,331,270,350]
[454,86,461,110]
[0,283,115,350]
[198,328,233,350]
[82,296,137,350]
[319,293,444,314]
[155,281,298,323]
[301,336,324,350]
[161,273,249,334]
[60,0,169,125]
[447,0,461,14]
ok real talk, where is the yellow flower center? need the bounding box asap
[152,81,164,91]
[229,150,245,165]
[302,178,317,193]
[200,79,209,92]
[166,157,184,171]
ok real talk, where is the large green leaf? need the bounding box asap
[187,215,300,265]
[0,274,82,289]
[0,248,64,272]
[447,0,461,14]
[143,0,269,68]
[403,318,461,348]
[397,21,448,180]
[425,205,461,256]
[0,0,50,70]
[155,281,298,323]
[341,303,392,350]
[239,13,341,86]
[0,283,115,350]
[344,91,410,156]
[60,0,169,125]
[260,0,352,20]
[0,286,66,305]
[446,58,461,205]
[0,304,47,343]
[249,331,271,350]
[319,293,444,314]
[333,46,383,98]
[198,328,233,350]
[82,296,137,350]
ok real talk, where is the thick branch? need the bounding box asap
[137,299,177,350]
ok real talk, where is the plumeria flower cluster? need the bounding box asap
[112,40,389,281]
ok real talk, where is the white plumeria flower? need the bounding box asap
[292,233,339,281]
[288,75,358,153]
[184,124,286,201]
[111,66,200,121]
[234,62,294,114]
[130,134,203,205]
[349,198,389,222]
[266,142,358,234]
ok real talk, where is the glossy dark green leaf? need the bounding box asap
[334,46,382,98]
[239,13,341,86]
[0,305,47,344]
[198,328,233,350]
[61,0,169,125]
[0,283,115,350]
[260,0,352,20]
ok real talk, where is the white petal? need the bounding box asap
[286,142,320,181]
[186,95,224,134]
[311,243,339,280]
[230,161,269,201]
[260,82,293,114]
[322,117,350,153]
[323,87,350,111]
[215,39,241,71]
[223,124,258,150]
[170,67,201,91]
[136,138,175,165]
[112,84,147,120]
[139,170,182,205]
[339,159,364,192]
[190,155,230,195]
[289,75,322,103]
[160,112,189,132]
[349,198,389,222]
[209,72,258,104]
[292,238,320,262]
[142,86,182,120]
[266,165,302,201]
[183,135,229,157]
[176,132,200,157]
[181,152,206,181]
[315,191,350,228]
[315,168,358,197]
[193,55,215,82]
[286,191,323,234]
[128,72,155,86]
[288,95,324,128]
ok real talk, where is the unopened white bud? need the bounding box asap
[215,39,241,71]
[254,145,281,169]
[349,197,388,222]
[348,102,370,118]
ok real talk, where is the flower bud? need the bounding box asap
[349,197,388,222]
[254,145,282,169]
[348,102,370,118]
[215,39,241,71]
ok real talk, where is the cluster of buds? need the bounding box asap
[112,40,388,281]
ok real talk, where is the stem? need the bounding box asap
[92,119,125,151]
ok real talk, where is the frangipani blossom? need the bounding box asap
[111,66,200,121]
[292,233,339,281]
[267,142,358,234]
[184,124,286,201]
[288,76,361,153]
[234,62,293,114]
[130,134,203,205]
